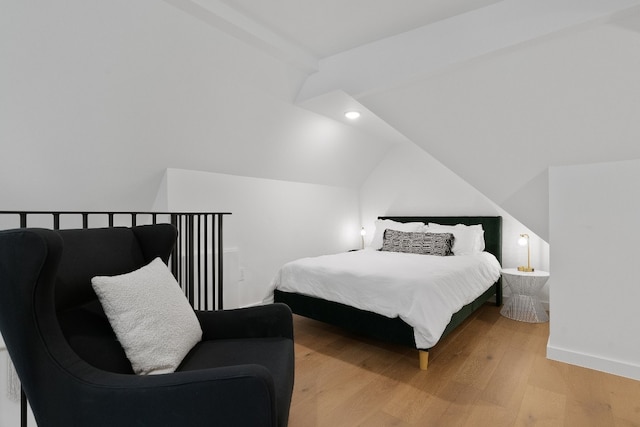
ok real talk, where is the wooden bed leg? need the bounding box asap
[419,350,429,370]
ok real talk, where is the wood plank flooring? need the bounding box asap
[288,304,640,426]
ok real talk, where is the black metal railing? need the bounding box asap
[0,210,231,311]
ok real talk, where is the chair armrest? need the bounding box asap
[195,303,293,341]
[62,365,278,426]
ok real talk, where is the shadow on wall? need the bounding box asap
[500,169,549,242]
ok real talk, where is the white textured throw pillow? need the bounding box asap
[91,258,202,375]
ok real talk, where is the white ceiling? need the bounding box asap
[172,0,640,240]
[217,0,504,58]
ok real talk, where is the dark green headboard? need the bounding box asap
[379,216,502,264]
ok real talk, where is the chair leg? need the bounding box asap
[419,350,429,370]
[21,388,27,427]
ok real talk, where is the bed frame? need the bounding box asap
[274,216,502,370]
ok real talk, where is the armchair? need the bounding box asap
[0,225,294,426]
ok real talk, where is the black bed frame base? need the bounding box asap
[275,282,499,352]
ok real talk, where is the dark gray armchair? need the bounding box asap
[0,225,294,426]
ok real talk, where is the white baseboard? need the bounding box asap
[547,341,640,381]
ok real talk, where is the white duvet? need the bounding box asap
[268,249,501,348]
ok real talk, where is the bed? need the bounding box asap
[272,216,502,369]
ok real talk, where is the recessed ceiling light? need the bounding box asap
[344,111,361,120]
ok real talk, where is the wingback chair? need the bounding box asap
[0,225,294,427]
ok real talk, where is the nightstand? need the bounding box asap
[500,268,549,323]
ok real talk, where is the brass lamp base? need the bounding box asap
[518,266,535,272]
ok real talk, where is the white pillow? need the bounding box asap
[427,223,485,255]
[91,258,202,375]
[369,219,424,250]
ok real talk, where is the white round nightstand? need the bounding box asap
[500,268,549,323]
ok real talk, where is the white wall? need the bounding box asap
[548,159,640,380]
[0,0,392,212]
[153,168,361,307]
[360,142,550,302]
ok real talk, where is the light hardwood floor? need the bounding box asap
[289,304,640,427]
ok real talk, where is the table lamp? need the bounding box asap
[517,233,534,272]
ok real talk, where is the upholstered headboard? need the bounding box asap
[378,216,502,264]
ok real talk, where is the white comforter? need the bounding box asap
[268,249,501,348]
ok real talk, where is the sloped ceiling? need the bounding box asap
[167,0,640,240]
[362,14,640,240]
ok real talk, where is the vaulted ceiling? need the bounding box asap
[165,0,640,240]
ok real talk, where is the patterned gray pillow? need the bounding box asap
[381,229,455,256]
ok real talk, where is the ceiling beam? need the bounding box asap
[163,0,318,73]
[297,0,640,103]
